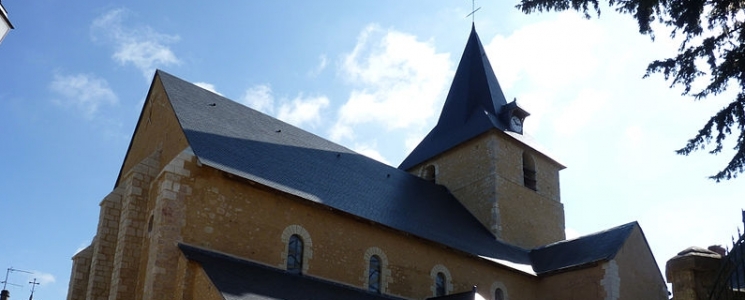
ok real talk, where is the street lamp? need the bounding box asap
[0,0,13,45]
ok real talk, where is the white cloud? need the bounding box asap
[332,24,452,145]
[277,95,330,128]
[239,84,274,114]
[238,84,329,128]
[553,88,609,136]
[193,82,222,96]
[27,271,56,285]
[484,13,605,91]
[512,90,554,135]
[353,142,391,165]
[50,73,118,119]
[308,54,328,77]
[91,8,180,78]
[404,133,426,154]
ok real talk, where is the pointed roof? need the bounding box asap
[399,25,510,170]
[137,70,638,278]
[154,70,531,266]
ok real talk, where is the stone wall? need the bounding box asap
[117,77,190,187]
[85,189,123,300]
[140,148,194,300]
[175,162,541,300]
[67,245,93,300]
[406,130,565,249]
[108,152,160,300]
[614,227,668,300]
[666,247,722,300]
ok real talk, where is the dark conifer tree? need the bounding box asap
[517,0,745,181]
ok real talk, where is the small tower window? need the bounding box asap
[422,165,436,182]
[368,255,381,293]
[287,234,304,274]
[435,272,446,296]
[522,152,537,191]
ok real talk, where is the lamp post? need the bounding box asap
[0,0,13,45]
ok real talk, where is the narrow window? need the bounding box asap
[147,214,154,234]
[435,272,446,296]
[287,234,303,274]
[522,152,537,191]
[495,288,504,300]
[368,255,381,293]
[422,165,436,182]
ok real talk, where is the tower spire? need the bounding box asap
[399,26,510,170]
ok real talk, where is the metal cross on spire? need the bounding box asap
[466,0,481,23]
[28,278,39,300]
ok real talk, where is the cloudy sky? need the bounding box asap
[1,1,743,299]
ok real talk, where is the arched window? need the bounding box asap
[430,264,452,296]
[422,165,436,182]
[522,152,537,191]
[280,225,312,274]
[435,272,446,296]
[368,255,381,293]
[490,281,508,300]
[364,247,389,293]
[495,288,504,300]
[287,234,303,274]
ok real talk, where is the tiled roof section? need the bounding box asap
[179,243,404,300]
[399,25,510,170]
[156,70,530,265]
[529,222,637,275]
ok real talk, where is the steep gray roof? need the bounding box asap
[399,25,510,170]
[530,222,638,275]
[156,70,530,265]
[155,69,639,276]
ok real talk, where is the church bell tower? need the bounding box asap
[399,25,566,249]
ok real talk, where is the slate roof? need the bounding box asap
[156,70,530,265]
[530,222,638,275]
[179,243,404,300]
[142,24,644,278]
[153,67,641,276]
[399,24,511,170]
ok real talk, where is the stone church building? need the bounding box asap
[66,26,668,300]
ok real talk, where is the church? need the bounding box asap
[66,26,668,300]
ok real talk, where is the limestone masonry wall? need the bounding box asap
[407,131,565,249]
[86,189,122,300]
[67,245,92,300]
[108,152,160,300]
[175,161,540,299]
[614,227,668,300]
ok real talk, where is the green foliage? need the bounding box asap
[517,0,745,181]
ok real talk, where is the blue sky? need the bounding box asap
[1,1,743,299]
